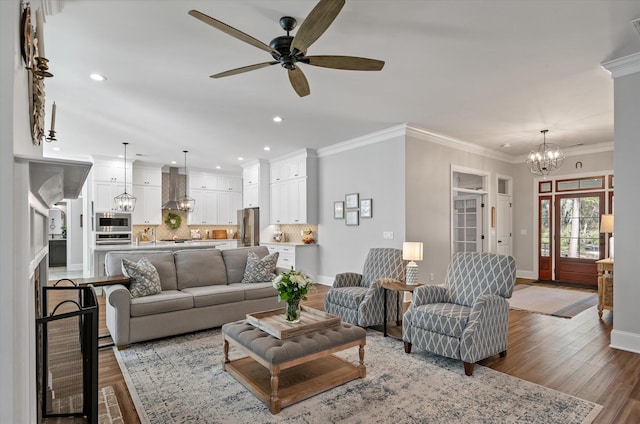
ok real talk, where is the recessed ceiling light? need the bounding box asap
[264,146,271,151]
[238,157,244,161]
[501,143,511,148]
[117,154,124,158]
[171,160,177,164]
[90,73,106,81]
[215,166,221,169]
[52,147,61,151]
[273,116,283,123]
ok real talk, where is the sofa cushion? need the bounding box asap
[174,249,227,289]
[105,251,178,291]
[222,246,270,284]
[228,282,278,301]
[121,257,162,298]
[130,290,194,317]
[410,303,471,339]
[241,251,279,283]
[181,285,245,308]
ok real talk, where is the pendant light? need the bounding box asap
[114,142,136,211]
[526,129,565,176]
[178,150,195,212]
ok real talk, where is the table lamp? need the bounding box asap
[600,214,614,260]
[403,242,423,285]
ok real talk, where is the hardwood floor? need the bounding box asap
[66,283,640,423]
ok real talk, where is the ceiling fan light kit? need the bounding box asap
[189,0,384,97]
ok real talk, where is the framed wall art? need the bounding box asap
[334,201,344,219]
[360,199,372,218]
[345,193,359,209]
[346,210,359,226]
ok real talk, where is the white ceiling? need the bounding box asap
[42,0,640,173]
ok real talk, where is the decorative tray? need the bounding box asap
[246,306,341,339]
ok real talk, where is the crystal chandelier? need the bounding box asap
[177,150,195,212]
[114,142,136,211]
[526,129,564,176]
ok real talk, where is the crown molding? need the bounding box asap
[316,125,406,158]
[514,141,614,164]
[602,51,640,79]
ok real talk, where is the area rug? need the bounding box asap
[114,329,602,424]
[508,284,598,318]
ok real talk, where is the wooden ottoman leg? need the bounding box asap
[270,366,281,414]
[358,343,366,378]
[222,337,229,371]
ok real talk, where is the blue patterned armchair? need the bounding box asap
[325,248,406,327]
[403,252,516,376]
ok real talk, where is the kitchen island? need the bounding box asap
[92,239,239,277]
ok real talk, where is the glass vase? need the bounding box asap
[285,299,301,323]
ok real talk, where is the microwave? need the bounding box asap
[95,212,132,233]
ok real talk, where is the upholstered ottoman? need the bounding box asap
[221,320,366,414]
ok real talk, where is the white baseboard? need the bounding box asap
[315,275,334,286]
[66,263,82,271]
[516,270,536,280]
[610,329,640,354]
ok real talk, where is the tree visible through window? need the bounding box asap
[559,196,600,259]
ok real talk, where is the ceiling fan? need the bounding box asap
[188,0,385,97]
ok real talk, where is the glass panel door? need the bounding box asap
[554,192,604,286]
[453,194,482,253]
[538,196,552,281]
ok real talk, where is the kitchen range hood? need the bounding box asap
[161,167,181,210]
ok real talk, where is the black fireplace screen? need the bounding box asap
[36,281,98,422]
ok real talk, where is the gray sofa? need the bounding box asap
[104,246,280,348]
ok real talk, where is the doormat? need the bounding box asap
[508,284,597,318]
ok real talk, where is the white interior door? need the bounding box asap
[453,194,483,253]
[497,194,512,256]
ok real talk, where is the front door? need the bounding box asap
[554,192,604,287]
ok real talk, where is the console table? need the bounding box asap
[595,259,613,319]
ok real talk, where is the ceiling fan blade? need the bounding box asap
[291,0,345,54]
[210,61,278,78]
[288,67,310,97]
[188,10,280,57]
[305,55,385,71]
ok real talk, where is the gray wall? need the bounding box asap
[405,135,513,283]
[317,137,405,283]
[611,68,640,353]
[511,150,614,276]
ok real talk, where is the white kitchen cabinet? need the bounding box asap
[261,243,318,279]
[94,160,132,183]
[270,160,287,184]
[132,185,162,225]
[133,165,162,186]
[243,184,259,208]
[217,175,242,192]
[187,189,218,225]
[243,164,260,186]
[270,182,288,225]
[95,182,128,212]
[189,171,218,190]
[268,150,317,224]
[217,191,241,225]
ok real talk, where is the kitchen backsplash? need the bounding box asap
[277,224,319,244]
[133,210,237,241]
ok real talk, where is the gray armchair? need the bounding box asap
[403,252,516,376]
[325,248,406,327]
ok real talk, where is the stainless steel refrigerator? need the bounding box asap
[237,207,260,246]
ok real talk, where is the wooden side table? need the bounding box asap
[382,281,422,338]
[595,259,613,319]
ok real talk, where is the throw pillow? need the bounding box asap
[122,257,162,298]
[241,251,279,283]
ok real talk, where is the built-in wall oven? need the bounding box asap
[95,212,132,245]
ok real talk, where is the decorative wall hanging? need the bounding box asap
[360,199,372,218]
[345,210,359,226]
[21,4,54,146]
[165,213,182,230]
[333,201,344,219]
[345,193,359,209]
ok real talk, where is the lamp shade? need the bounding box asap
[600,214,614,233]
[403,242,423,262]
